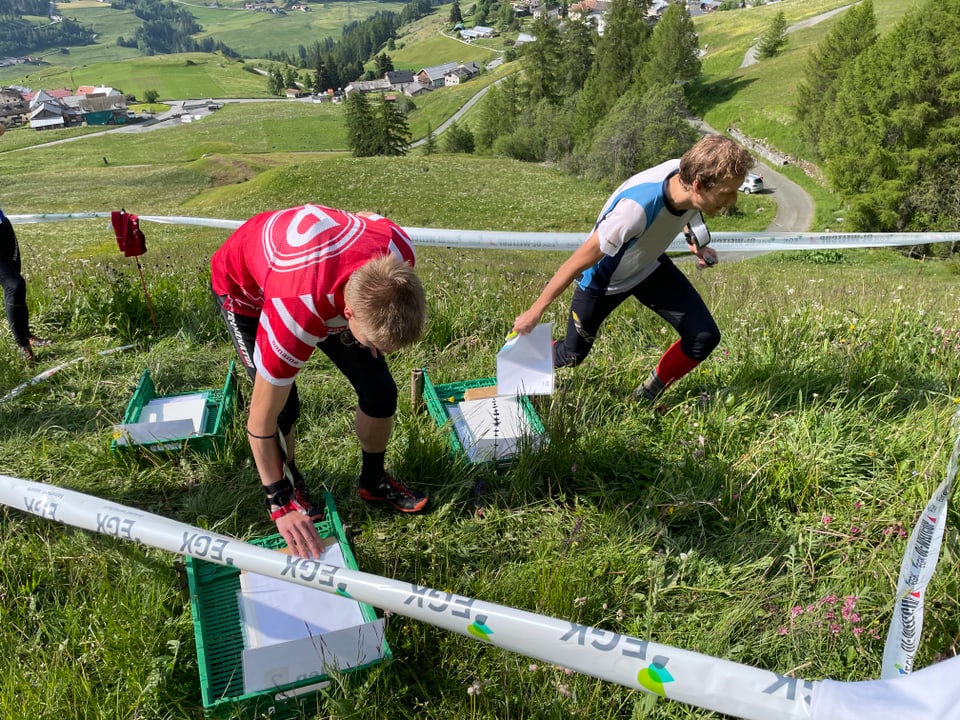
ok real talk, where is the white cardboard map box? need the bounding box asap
[450,395,531,462]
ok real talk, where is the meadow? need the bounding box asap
[1,0,959,718]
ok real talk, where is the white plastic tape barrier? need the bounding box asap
[0,474,813,720]
[9,212,960,252]
[881,407,960,679]
[811,655,960,719]
[0,344,136,403]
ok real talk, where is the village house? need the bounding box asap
[19,85,128,130]
[345,69,422,97]
[0,87,29,129]
[416,62,460,89]
[443,61,481,87]
[459,25,496,40]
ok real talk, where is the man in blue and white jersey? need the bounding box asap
[512,135,754,402]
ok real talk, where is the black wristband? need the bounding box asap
[262,479,293,509]
[247,427,276,440]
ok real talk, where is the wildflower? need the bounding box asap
[830,623,842,635]
[529,664,539,672]
[853,627,865,636]
[557,684,572,698]
[778,626,789,636]
[822,514,832,525]
[854,501,862,510]
[790,605,804,618]
[850,526,860,536]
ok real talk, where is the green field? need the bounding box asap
[188,0,402,59]
[2,52,272,100]
[692,0,925,160]
[1,146,957,718]
[1,5,959,719]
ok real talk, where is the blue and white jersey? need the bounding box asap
[578,159,694,296]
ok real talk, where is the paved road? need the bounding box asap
[751,159,814,232]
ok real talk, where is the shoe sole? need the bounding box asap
[358,489,428,513]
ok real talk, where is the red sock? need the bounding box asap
[654,340,700,388]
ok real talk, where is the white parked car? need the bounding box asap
[739,173,764,194]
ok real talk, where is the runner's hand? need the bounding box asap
[512,309,542,335]
[276,512,324,559]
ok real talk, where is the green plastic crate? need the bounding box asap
[421,370,547,466]
[111,361,238,455]
[184,492,391,718]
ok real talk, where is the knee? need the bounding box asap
[685,327,721,361]
[554,342,588,368]
[358,375,397,418]
[2,276,25,304]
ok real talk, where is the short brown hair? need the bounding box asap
[678,135,755,191]
[344,255,426,350]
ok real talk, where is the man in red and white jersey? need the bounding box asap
[211,204,428,558]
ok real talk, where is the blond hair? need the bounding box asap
[678,135,755,191]
[344,255,426,350]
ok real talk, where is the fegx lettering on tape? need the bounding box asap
[24,495,58,520]
[96,512,137,540]
[280,555,339,588]
[179,531,234,564]
[403,584,477,618]
[560,622,651,659]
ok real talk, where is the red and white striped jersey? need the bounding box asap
[211,205,416,385]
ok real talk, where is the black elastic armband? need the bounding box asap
[262,479,293,509]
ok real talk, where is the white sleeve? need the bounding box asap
[595,199,648,257]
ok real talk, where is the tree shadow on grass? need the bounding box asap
[686,75,757,119]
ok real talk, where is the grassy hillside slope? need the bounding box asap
[0,4,958,719]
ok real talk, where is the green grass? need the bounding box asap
[2,188,959,718]
[1,0,403,86]
[692,0,925,162]
[189,1,401,59]
[0,5,959,719]
[2,52,272,102]
[684,0,927,230]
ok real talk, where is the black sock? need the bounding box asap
[359,451,386,487]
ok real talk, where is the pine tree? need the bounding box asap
[639,4,700,89]
[572,0,650,141]
[524,14,563,104]
[558,15,597,96]
[449,1,463,25]
[444,121,475,153]
[374,95,411,156]
[818,0,960,231]
[423,122,437,155]
[345,91,376,157]
[374,53,394,76]
[756,10,788,59]
[583,83,697,186]
[475,76,522,151]
[794,0,876,154]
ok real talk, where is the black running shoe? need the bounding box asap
[358,474,428,513]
